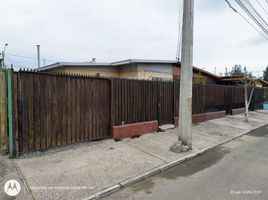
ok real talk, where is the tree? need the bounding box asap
[195,71,206,84]
[243,79,254,122]
[228,65,252,77]
[229,65,243,76]
[236,77,255,122]
[264,66,268,82]
[228,65,254,122]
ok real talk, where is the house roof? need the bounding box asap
[38,59,178,71]
[112,59,178,66]
[220,76,255,82]
[37,59,220,80]
[39,62,112,71]
[192,66,220,79]
[218,76,268,87]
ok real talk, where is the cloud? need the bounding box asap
[1,0,267,76]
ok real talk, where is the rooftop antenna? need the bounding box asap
[90,58,96,63]
[225,67,228,76]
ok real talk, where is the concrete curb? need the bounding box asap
[12,159,35,200]
[82,124,267,200]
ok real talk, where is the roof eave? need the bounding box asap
[38,62,112,71]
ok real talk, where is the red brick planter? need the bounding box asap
[232,108,245,115]
[174,111,226,127]
[112,120,158,140]
[113,111,226,139]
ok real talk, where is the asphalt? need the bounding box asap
[103,125,268,200]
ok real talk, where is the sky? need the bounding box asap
[0,0,268,76]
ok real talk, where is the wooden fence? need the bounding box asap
[253,88,267,109]
[264,89,268,101]
[0,71,7,153]
[6,70,268,155]
[14,72,111,154]
[111,79,158,126]
[111,80,260,126]
[111,79,174,126]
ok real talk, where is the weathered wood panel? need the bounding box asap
[0,71,7,153]
[16,71,111,154]
[158,81,173,125]
[111,79,158,126]
[112,80,238,126]
[14,70,262,155]
[264,88,268,101]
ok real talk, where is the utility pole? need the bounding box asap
[36,45,41,68]
[225,67,228,76]
[170,0,194,152]
[1,43,8,69]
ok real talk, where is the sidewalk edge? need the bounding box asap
[12,159,35,200]
[82,123,267,200]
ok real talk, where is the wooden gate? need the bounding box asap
[158,81,174,125]
[16,72,111,154]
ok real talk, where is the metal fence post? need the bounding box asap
[6,68,15,158]
[157,80,160,125]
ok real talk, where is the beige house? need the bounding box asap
[39,59,175,81]
[255,79,268,88]
[219,76,268,88]
[38,59,220,83]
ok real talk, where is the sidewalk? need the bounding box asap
[1,110,268,200]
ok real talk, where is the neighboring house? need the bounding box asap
[255,79,268,88]
[219,76,268,88]
[173,64,220,84]
[38,59,219,83]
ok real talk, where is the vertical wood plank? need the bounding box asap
[28,74,34,151]
[47,75,52,148]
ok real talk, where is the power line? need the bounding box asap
[255,0,268,15]
[224,0,268,40]
[235,0,268,34]
[235,0,268,31]
[6,53,58,62]
[5,55,40,67]
[244,0,268,29]
[176,0,184,61]
[244,0,268,27]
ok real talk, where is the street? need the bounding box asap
[103,125,268,200]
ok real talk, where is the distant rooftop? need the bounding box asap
[38,59,179,71]
[112,59,178,66]
[38,58,221,79]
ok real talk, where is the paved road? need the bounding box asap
[103,125,268,200]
